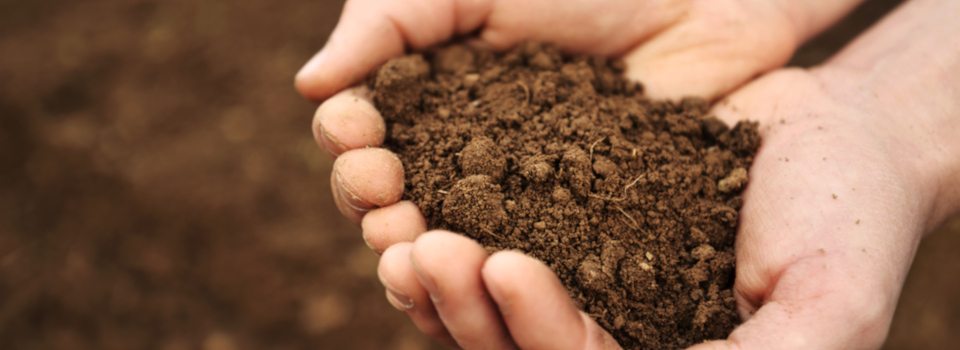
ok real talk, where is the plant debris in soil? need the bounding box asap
[371,42,760,350]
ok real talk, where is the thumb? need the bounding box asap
[294,0,490,101]
[624,0,862,101]
[482,251,622,350]
[686,258,893,350]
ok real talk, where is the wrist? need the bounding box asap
[808,0,960,230]
[806,64,960,233]
[808,74,960,234]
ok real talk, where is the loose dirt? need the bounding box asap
[374,42,760,349]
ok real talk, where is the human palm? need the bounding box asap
[295,0,960,349]
[700,69,942,349]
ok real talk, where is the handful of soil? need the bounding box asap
[370,42,759,349]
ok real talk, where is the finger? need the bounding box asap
[313,86,385,158]
[331,148,405,224]
[294,0,689,101]
[697,1,960,347]
[624,0,864,100]
[477,1,685,54]
[295,0,491,101]
[361,201,427,254]
[297,0,865,101]
[378,243,458,347]
[687,257,893,350]
[482,251,621,350]
[710,67,813,128]
[410,231,518,349]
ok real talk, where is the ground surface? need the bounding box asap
[0,0,955,349]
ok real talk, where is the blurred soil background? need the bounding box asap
[0,0,955,349]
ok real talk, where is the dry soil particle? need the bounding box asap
[372,42,760,350]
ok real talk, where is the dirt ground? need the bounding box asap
[0,0,954,349]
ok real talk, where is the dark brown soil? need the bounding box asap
[374,42,760,349]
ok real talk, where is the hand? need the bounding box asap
[298,0,960,349]
[301,0,862,346]
[373,1,960,346]
[692,1,960,346]
[301,0,865,224]
[298,0,863,103]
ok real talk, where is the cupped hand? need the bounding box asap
[370,65,959,350]
[299,0,960,349]
[305,0,863,225]
[297,0,861,102]
[377,232,620,349]
[691,1,960,346]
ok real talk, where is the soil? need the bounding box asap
[374,42,760,349]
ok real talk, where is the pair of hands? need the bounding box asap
[296,0,960,349]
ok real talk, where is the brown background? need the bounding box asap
[0,0,955,349]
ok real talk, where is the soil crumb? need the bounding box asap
[373,42,759,349]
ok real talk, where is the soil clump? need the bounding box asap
[373,42,760,349]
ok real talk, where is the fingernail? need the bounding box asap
[316,121,346,157]
[410,255,441,303]
[297,47,329,81]
[378,270,414,310]
[386,289,414,310]
[334,168,376,213]
[361,230,384,255]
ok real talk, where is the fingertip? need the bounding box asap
[362,201,427,253]
[313,87,386,157]
[482,251,606,350]
[624,61,731,102]
[480,251,543,314]
[409,230,488,294]
[296,0,410,102]
[379,242,416,309]
[295,48,334,102]
[333,147,405,206]
[378,243,459,346]
[479,252,519,316]
[409,231,524,349]
[330,172,365,224]
[481,250,535,277]
[412,229,475,247]
[378,242,414,288]
[330,148,404,225]
[481,250,549,279]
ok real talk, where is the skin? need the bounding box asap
[297,0,866,102]
[296,0,960,348]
